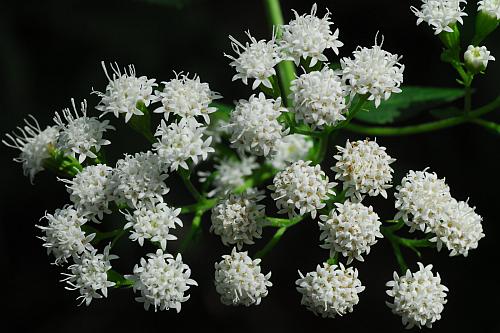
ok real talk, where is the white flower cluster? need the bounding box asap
[61,164,115,221]
[296,263,365,318]
[281,3,343,66]
[269,160,335,219]
[61,245,117,306]
[127,250,197,312]
[214,248,272,306]
[290,68,348,129]
[225,31,281,90]
[411,0,468,34]
[228,93,287,156]
[153,118,214,171]
[37,205,95,265]
[54,99,114,164]
[386,263,448,329]
[210,189,265,249]
[94,62,157,123]
[464,45,495,72]
[341,36,404,108]
[478,0,500,19]
[153,72,222,123]
[3,115,59,182]
[319,201,382,264]
[394,169,485,256]
[333,139,395,201]
[268,134,312,170]
[124,200,182,250]
[113,151,169,208]
[199,155,258,197]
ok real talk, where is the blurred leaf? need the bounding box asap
[355,86,465,124]
[210,102,233,121]
[429,107,462,119]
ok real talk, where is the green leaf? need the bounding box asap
[129,101,155,143]
[107,270,134,288]
[429,107,462,119]
[355,86,465,125]
[210,102,232,121]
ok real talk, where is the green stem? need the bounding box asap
[255,226,287,258]
[290,127,323,137]
[265,215,304,228]
[470,118,500,134]
[313,128,332,164]
[180,198,217,214]
[180,210,204,253]
[263,0,295,106]
[327,252,339,265]
[178,169,203,202]
[464,84,472,115]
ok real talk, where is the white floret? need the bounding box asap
[411,0,467,35]
[296,262,365,318]
[386,263,448,329]
[319,200,382,264]
[268,134,313,170]
[214,248,272,306]
[269,160,336,219]
[478,0,500,19]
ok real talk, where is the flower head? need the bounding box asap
[268,134,313,170]
[333,139,395,201]
[228,93,288,156]
[394,169,453,232]
[478,0,500,19]
[411,0,467,34]
[199,155,259,197]
[269,160,335,219]
[296,262,365,318]
[127,250,197,312]
[211,189,265,249]
[341,35,404,107]
[54,99,114,164]
[214,248,272,306]
[94,62,157,123]
[464,45,495,72]
[153,117,214,171]
[61,245,117,306]
[290,68,348,129]
[113,151,169,208]
[225,31,281,90]
[386,263,448,329]
[61,164,116,222]
[3,115,59,182]
[124,200,183,250]
[431,199,485,256]
[281,4,343,66]
[37,206,95,265]
[319,200,382,264]
[153,72,221,124]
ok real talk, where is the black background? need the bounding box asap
[1,1,499,332]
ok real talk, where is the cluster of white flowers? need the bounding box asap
[124,200,182,250]
[269,160,335,219]
[153,72,221,123]
[210,189,265,249]
[268,134,312,170]
[464,45,496,72]
[411,0,468,34]
[290,68,348,129]
[199,155,258,197]
[153,118,214,171]
[61,245,117,306]
[478,0,500,19]
[127,250,197,312]
[386,263,448,329]
[341,36,404,108]
[214,248,272,306]
[333,139,395,201]
[228,93,287,156]
[280,3,343,66]
[61,164,115,221]
[113,151,169,207]
[394,169,485,256]
[296,263,365,318]
[225,31,281,90]
[3,115,59,182]
[94,62,157,123]
[54,99,114,164]
[37,206,95,265]
[319,201,382,264]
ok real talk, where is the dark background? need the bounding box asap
[1,0,499,332]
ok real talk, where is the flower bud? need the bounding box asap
[464,45,495,73]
